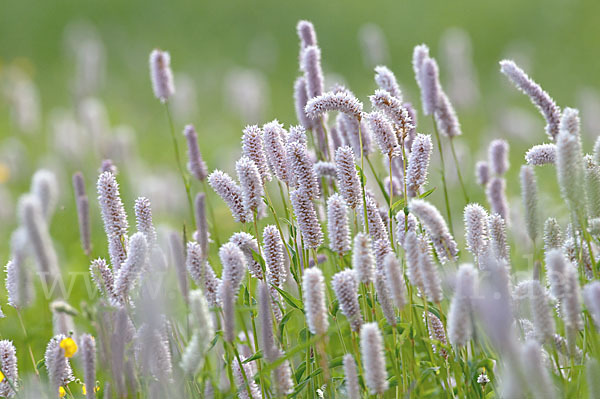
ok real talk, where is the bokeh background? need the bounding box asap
[1,0,599,376]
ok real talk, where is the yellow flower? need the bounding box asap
[59,337,78,358]
[0,370,4,383]
[82,385,100,394]
[59,386,66,397]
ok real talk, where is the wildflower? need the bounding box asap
[448,264,477,348]
[97,171,129,270]
[183,125,208,181]
[543,218,562,252]
[294,77,312,130]
[327,194,351,254]
[45,335,75,394]
[476,161,490,186]
[404,231,425,291]
[305,91,363,120]
[584,155,600,219]
[525,143,556,165]
[374,65,402,99]
[343,354,360,399]
[301,45,324,99]
[352,233,375,284]
[335,146,362,209]
[314,161,337,179]
[0,340,18,397]
[375,273,396,325]
[297,20,317,49]
[149,49,175,103]
[219,242,246,297]
[262,225,286,287]
[302,267,329,335]
[332,270,362,332]
[521,340,557,399]
[242,125,271,183]
[464,203,489,259]
[287,140,320,199]
[134,197,157,248]
[395,211,417,247]
[230,232,263,280]
[520,165,539,243]
[290,189,323,249]
[359,194,388,242]
[486,177,509,222]
[18,194,60,284]
[528,280,555,343]
[419,247,443,303]
[113,232,148,300]
[79,334,96,399]
[364,111,397,155]
[186,242,220,306]
[412,44,430,88]
[72,172,91,255]
[59,337,78,358]
[370,89,413,135]
[434,91,462,138]
[425,312,448,358]
[488,213,510,262]
[556,128,585,213]
[31,169,58,221]
[406,133,432,197]
[499,60,561,140]
[384,253,406,310]
[208,169,249,223]
[194,193,209,256]
[409,199,458,263]
[488,139,509,176]
[360,323,389,394]
[263,120,291,185]
[419,57,440,116]
[236,156,263,214]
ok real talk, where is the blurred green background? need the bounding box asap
[1,0,599,378]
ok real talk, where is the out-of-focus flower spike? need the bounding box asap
[488,139,509,176]
[31,169,58,221]
[219,242,246,297]
[194,193,209,256]
[183,124,208,181]
[169,232,189,302]
[556,127,586,213]
[302,267,329,335]
[113,232,148,301]
[79,334,96,399]
[419,57,440,116]
[294,76,313,130]
[419,247,443,303]
[464,203,489,259]
[476,161,490,186]
[384,253,406,310]
[488,213,510,262]
[297,20,317,50]
[301,45,324,99]
[221,279,236,343]
[134,197,157,249]
[584,155,600,219]
[412,44,430,87]
[486,177,509,223]
[360,322,389,395]
[521,340,558,399]
[343,354,360,399]
[528,280,555,343]
[73,172,91,255]
[149,49,175,103]
[352,233,374,284]
[520,165,539,243]
[448,264,477,348]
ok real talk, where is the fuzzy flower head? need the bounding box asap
[374,65,402,99]
[0,340,18,397]
[262,225,286,287]
[301,45,324,99]
[488,139,509,176]
[327,193,351,254]
[219,242,246,297]
[208,170,249,223]
[290,189,323,249]
[525,144,556,166]
[434,91,462,138]
[236,156,263,214]
[448,264,477,347]
[410,199,458,263]
[419,57,441,116]
[352,233,375,284]
[149,49,175,102]
[331,270,362,332]
[464,203,489,258]
[370,89,414,136]
[406,133,433,197]
[335,146,362,209]
[499,60,561,140]
[520,165,539,243]
[262,120,290,184]
[360,323,389,394]
[305,91,363,120]
[302,267,329,335]
[294,77,313,129]
[364,111,398,155]
[183,124,208,181]
[242,124,271,183]
[476,161,490,186]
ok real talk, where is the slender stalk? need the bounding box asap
[449,139,469,203]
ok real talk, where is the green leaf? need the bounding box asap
[243,351,263,363]
[271,284,304,311]
[279,310,295,338]
[418,187,436,199]
[391,198,406,213]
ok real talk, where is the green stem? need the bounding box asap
[431,115,454,236]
